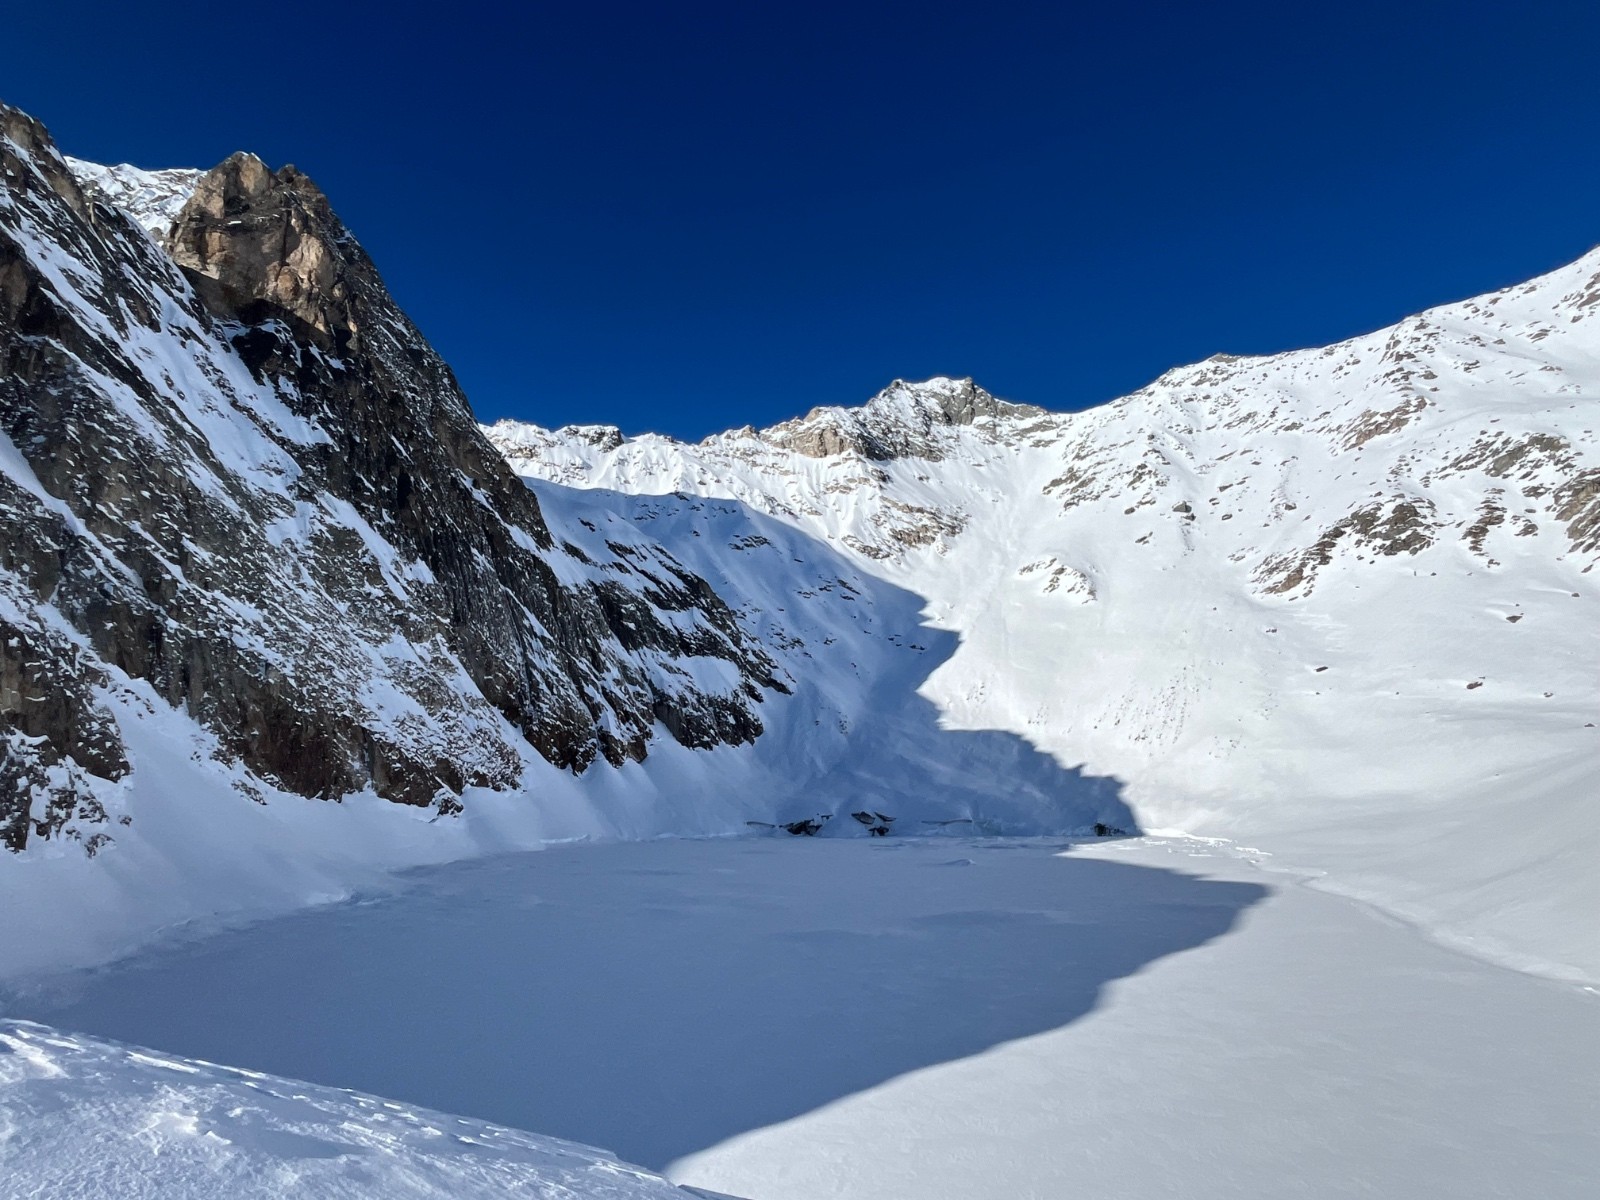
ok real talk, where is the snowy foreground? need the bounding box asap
[0,1023,720,1200]
[6,835,1596,1199]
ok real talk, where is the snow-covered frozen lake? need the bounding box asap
[11,835,1598,1199]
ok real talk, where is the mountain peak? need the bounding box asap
[166,152,367,349]
[762,375,1045,461]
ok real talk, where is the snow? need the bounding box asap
[63,157,201,237]
[4,144,1595,1197]
[0,1021,710,1199]
[8,836,1596,1199]
[487,248,1600,986]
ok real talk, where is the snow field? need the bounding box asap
[10,836,1597,1199]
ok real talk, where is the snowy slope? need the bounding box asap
[0,1020,722,1200]
[63,157,200,237]
[1,109,1125,987]
[489,261,1600,983]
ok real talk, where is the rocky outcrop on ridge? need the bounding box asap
[764,376,1045,461]
[0,103,780,852]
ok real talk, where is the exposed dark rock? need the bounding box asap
[1463,492,1508,555]
[0,102,782,851]
[1342,395,1428,448]
[1554,468,1600,554]
[780,815,830,836]
[1441,432,1574,481]
[1255,496,1439,596]
[850,810,894,835]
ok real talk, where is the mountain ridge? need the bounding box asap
[0,102,786,853]
[488,250,1600,982]
[1,100,1594,989]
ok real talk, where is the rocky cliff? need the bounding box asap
[0,103,782,853]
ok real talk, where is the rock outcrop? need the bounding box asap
[0,103,781,851]
[765,376,1044,461]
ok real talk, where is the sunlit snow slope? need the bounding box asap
[59,158,202,237]
[490,261,1600,983]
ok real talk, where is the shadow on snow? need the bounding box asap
[18,484,1269,1169]
[25,841,1268,1171]
[547,481,1141,838]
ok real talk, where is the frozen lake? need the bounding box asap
[13,835,1599,1199]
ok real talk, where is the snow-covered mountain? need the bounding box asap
[0,104,1133,980]
[1,101,806,834]
[3,95,1598,1200]
[488,276,1600,982]
[2,93,1595,990]
[0,103,842,970]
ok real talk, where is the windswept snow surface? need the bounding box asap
[488,253,1600,985]
[10,837,1597,1199]
[63,157,200,236]
[0,1020,712,1199]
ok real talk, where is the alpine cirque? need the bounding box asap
[2,99,1596,1199]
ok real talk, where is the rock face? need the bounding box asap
[0,103,780,851]
[168,153,359,341]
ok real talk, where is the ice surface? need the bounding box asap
[9,837,1596,1199]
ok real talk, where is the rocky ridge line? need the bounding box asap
[1,102,782,853]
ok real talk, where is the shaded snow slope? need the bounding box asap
[0,1020,718,1199]
[489,259,1600,983]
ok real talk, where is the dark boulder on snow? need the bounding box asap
[850,810,894,835]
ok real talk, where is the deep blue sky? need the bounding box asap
[10,1,1600,439]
